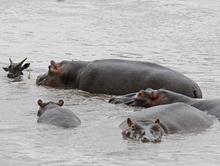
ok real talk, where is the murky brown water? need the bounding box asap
[0,0,220,165]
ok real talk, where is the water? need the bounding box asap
[0,0,220,165]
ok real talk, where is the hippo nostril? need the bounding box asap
[153,139,161,143]
[141,137,149,143]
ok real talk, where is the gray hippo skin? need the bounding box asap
[36,59,202,97]
[3,58,30,78]
[120,103,213,143]
[126,88,220,119]
[37,99,81,128]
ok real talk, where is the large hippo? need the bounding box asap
[36,59,202,97]
[120,103,213,143]
[3,58,30,78]
[37,99,81,128]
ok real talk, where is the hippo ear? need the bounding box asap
[2,67,9,72]
[50,60,62,74]
[50,60,60,70]
[57,99,64,107]
[136,90,145,100]
[139,90,145,97]
[127,118,133,127]
[50,60,56,67]
[38,99,44,107]
[155,118,160,124]
[152,119,161,132]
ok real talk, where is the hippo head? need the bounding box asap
[2,58,30,78]
[133,88,168,108]
[37,99,64,117]
[122,118,163,143]
[36,60,64,87]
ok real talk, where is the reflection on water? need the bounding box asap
[0,0,220,165]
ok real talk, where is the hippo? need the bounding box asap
[120,103,213,143]
[2,58,30,78]
[126,88,220,119]
[37,99,81,128]
[36,59,202,97]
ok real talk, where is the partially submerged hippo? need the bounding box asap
[37,99,81,128]
[36,59,202,97]
[129,88,220,118]
[120,103,213,143]
[3,58,30,78]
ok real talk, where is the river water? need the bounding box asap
[0,0,220,165]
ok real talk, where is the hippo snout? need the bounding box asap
[36,73,48,85]
[141,137,149,143]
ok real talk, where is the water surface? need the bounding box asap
[0,0,220,165]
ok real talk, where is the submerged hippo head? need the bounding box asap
[2,58,30,78]
[122,118,163,143]
[37,99,64,117]
[133,88,168,108]
[36,60,64,87]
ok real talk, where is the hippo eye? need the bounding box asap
[131,125,136,130]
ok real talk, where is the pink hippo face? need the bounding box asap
[36,60,65,88]
[134,88,168,108]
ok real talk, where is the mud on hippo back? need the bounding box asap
[36,59,202,98]
[37,99,81,128]
[120,103,214,143]
[3,58,30,78]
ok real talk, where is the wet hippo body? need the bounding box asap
[120,103,213,143]
[131,88,220,118]
[112,88,220,118]
[37,99,81,128]
[36,59,202,97]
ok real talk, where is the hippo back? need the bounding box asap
[78,59,202,97]
[120,103,213,134]
[38,108,81,128]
